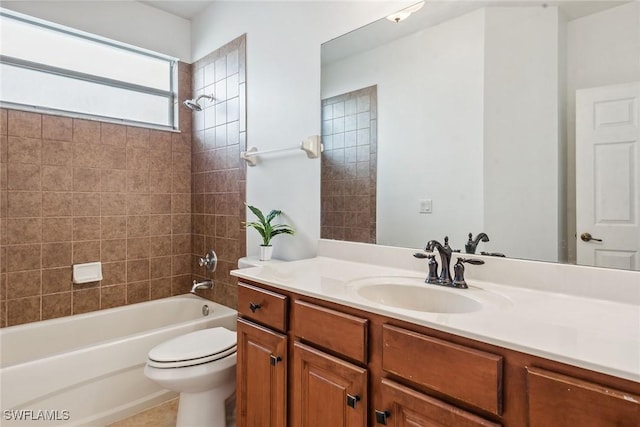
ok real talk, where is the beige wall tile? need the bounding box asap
[101,123,126,147]
[172,193,191,213]
[42,292,71,320]
[8,137,41,164]
[172,214,191,234]
[126,194,150,215]
[127,215,149,237]
[42,242,71,268]
[43,192,73,217]
[42,267,72,294]
[150,130,172,152]
[102,239,126,262]
[101,285,126,309]
[42,218,73,242]
[127,169,149,193]
[101,193,126,216]
[72,288,99,314]
[0,108,7,136]
[8,111,41,139]
[7,191,41,217]
[126,127,149,149]
[7,296,41,325]
[42,140,73,166]
[150,235,172,257]
[102,261,125,286]
[127,259,149,282]
[73,168,101,192]
[73,217,101,241]
[101,169,127,192]
[127,280,149,304]
[150,256,172,279]
[7,163,40,190]
[149,215,171,236]
[73,119,100,144]
[42,115,72,141]
[149,169,172,193]
[150,277,172,300]
[7,218,42,244]
[126,147,149,170]
[42,165,73,191]
[150,194,171,214]
[7,244,41,272]
[72,240,100,264]
[7,270,41,299]
[101,216,127,239]
[100,146,126,170]
[73,143,101,168]
[127,237,149,259]
[73,193,101,217]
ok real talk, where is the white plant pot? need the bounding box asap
[259,245,273,261]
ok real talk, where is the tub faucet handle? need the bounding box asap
[198,249,217,272]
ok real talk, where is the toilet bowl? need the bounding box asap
[144,327,237,427]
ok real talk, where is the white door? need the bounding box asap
[576,82,640,270]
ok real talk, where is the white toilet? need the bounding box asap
[144,327,237,427]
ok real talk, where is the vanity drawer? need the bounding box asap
[293,300,368,364]
[238,282,288,332]
[382,324,503,415]
[527,367,640,427]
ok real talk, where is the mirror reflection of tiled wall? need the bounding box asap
[321,85,377,244]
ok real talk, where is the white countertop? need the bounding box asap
[232,255,640,383]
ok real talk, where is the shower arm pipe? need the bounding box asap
[240,135,322,166]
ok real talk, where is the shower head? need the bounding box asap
[183,94,215,111]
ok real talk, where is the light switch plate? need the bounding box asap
[419,199,432,213]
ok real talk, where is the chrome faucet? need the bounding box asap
[191,279,213,293]
[465,232,489,254]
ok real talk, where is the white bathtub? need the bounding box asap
[0,294,237,426]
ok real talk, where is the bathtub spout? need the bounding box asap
[191,280,213,293]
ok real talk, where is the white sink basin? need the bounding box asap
[346,276,510,314]
[357,284,482,313]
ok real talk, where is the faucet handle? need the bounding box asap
[413,252,430,259]
[460,258,485,265]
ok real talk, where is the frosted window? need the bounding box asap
[0,9,177,128]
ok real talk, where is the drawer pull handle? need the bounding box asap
[346,394,360,409]
[269,355,282,366]
[375,410,391,425]
[249,302,261,313]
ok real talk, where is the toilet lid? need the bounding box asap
[148,327,237,368]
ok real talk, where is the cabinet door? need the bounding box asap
[237,318,287,427]
[527,367,640,427]
[375,379,500,427]
[293,342,367,427]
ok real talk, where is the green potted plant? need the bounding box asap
[245,205,295,261]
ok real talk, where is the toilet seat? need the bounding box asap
[147,327,237,369]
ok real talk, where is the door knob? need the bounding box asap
[580,232,603,243]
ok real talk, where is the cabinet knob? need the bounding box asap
[346,394,361,409]
[249,302,261,313]
[375,410,391,425]
[269,355,282,366]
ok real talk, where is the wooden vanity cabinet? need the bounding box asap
[236,279,640,427]
[237,283,289,427]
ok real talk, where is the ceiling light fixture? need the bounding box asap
[386,1,425,23]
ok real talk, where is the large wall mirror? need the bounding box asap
[320,0,640,271]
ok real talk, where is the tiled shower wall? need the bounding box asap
[190,35,247,309]
[0,62,193,327]
[321,85,377,244]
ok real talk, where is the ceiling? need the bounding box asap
[140,1,215,19]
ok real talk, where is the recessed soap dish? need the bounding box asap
[73,262,103,284]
